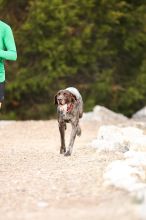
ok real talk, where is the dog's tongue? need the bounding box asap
[59,104,67,112]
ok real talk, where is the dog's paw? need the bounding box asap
[64,151,71,156]
[60,148,66,154]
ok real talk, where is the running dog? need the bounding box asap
[54,87,83,156]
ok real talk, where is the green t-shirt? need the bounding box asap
[0,20,17,82]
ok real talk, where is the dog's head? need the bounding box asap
[54,89,77,105]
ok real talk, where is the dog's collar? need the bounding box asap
[67,103,74,112]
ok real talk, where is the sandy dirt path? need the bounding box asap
[0,120,139,220]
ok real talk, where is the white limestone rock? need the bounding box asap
[91,125,146,152]
[82,105,128,123]
[133,106,146,121]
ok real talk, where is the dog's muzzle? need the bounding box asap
[57,98,66,105]
[58,104,67,116]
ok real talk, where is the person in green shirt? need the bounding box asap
[0,20,17,108]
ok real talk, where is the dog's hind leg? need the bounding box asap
[59,122,66,154]
[77,124,81,136]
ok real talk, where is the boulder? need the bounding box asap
[91,125,146,152]
[133,106,146,121]
[82,105,128,123]
[103,160,146,192]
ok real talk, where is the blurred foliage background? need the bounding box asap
[0,0,146,119]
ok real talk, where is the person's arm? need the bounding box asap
[0,25,17,61]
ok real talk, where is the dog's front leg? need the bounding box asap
[64,122,77,156]
[59,122,66,154]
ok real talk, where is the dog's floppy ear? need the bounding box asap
[54,94,58,105]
